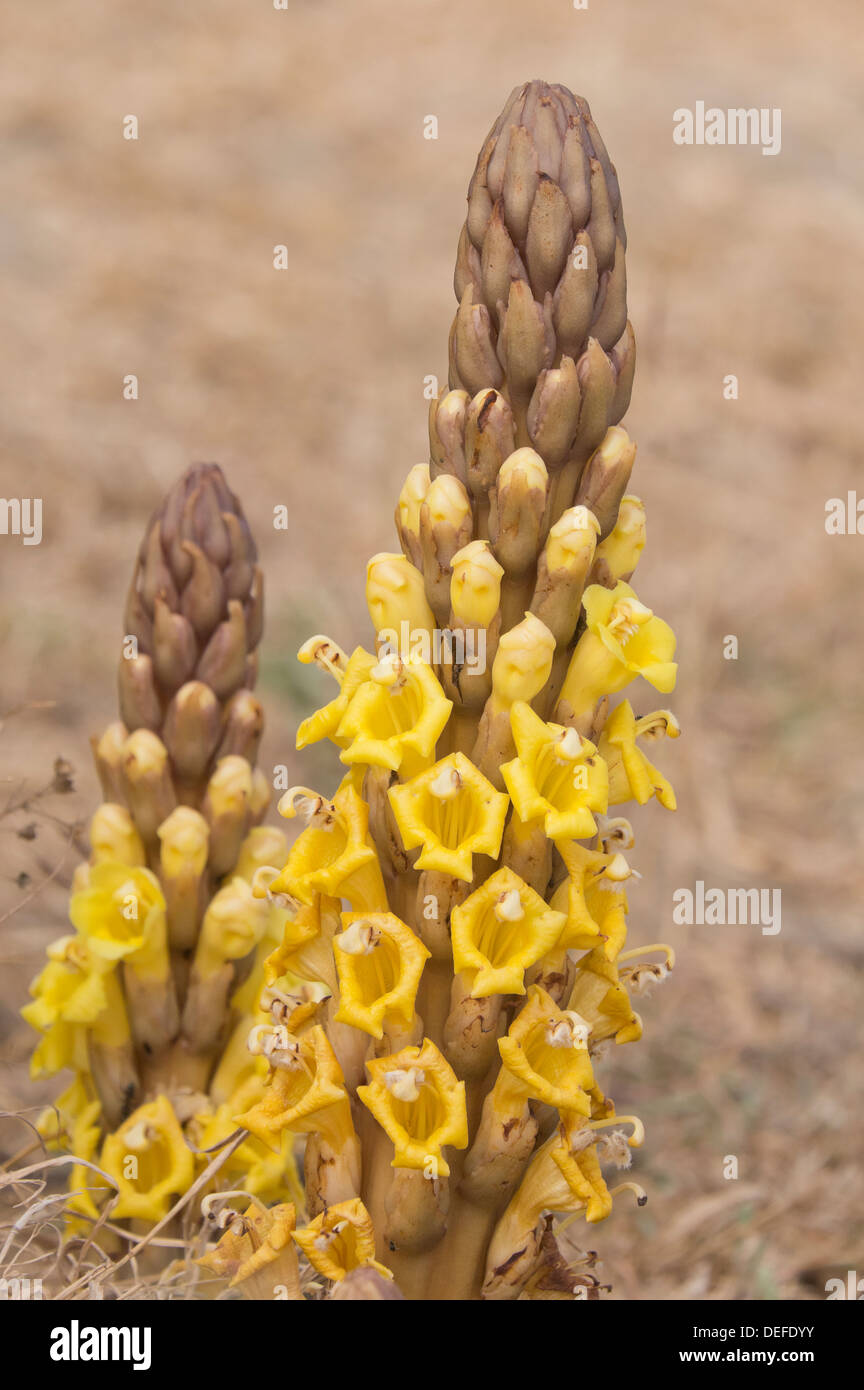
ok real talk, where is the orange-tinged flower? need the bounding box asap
[235,1025,354,1154]
[293,1197,392,1281]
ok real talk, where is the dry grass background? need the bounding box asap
[1,0,861,1299]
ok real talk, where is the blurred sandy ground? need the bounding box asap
[1,0,861,1299]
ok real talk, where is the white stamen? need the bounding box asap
[371,653,406,689]
[384,1067,425,1102]
[554,727,585,762]
[494,888,524,922]
[546,1010,592,1048]
[337,919,380,955]
[123,1120,155,1151]
[429,766,461,800]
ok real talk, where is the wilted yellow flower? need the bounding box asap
[567,945,642,1046]
[388,751,509,881]
[495,986,595,1115]
[558,581,677,726]
[235,1025,354,1154]
[296,646,377,751]
[270,782,388,911]
[101,1096,195,1222]
[335,653,451,778]
[293,1197,392,1282]
[451,867,566,997]
[198,1201,302,1299]
[599,700,679,809]
[501,701,609,840]
[70,862,169,978]
[358,1039,468,1176]
[261,892,340,994]
[333,911,430,1038]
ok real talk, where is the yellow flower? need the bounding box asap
[296,646,377,751]
[101,1096,195,1223]
[37,1073,94,1150]
[192,1095,302,1209]
[198,1202,301,1299]
[22,935,115,1034]
[558,581,677,725]
[293,1197,392,1282]
[235,1025,354,1154]
[66,1096,108,1223]
[599,700,679,809]
[388,751,509,882]
[553,840,636,960]
[501,701,609,840]
[451,867,566,997]
[270,783,388,911]
[261,892,340,993]
[335,653,452,778]
[567,946,642,1046]
[70,862,168,978]
[495,986,595,1115]
[333,911,430,1038]
[358,1039,468,1176]
[29,1021,90,1079]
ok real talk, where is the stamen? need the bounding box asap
[296,635,349,682]
[586,1114,645,1147]
[338,919,381,955]
[371,653,407,690]
[608,1180,648,1206]
[554,727,585,762]
[384,1067,425,1102]
[277,787,336,828]
[494,888,524,923]
[545,1010,592,1048]
[617,943,675,968]
[429,766,462,800]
